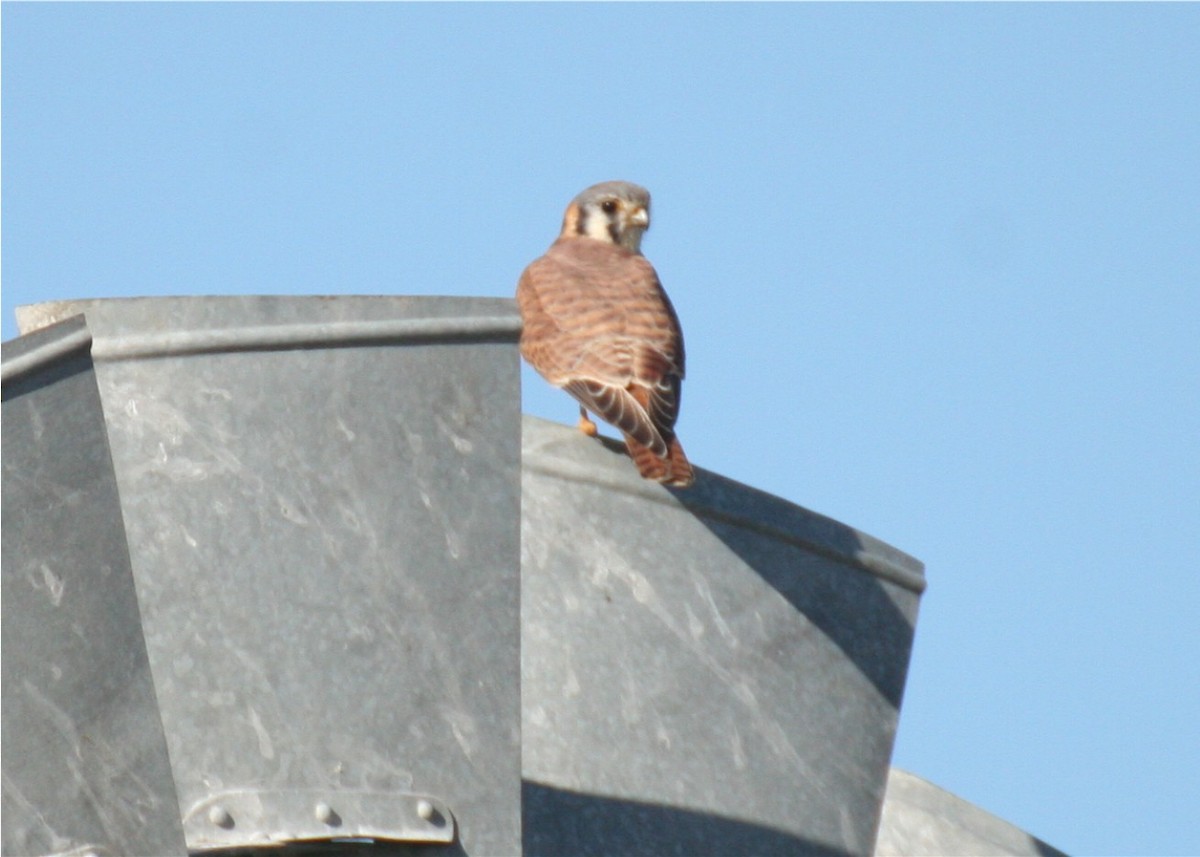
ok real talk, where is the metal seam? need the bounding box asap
[0,326,94,385]
[86,316,522,361]
[523,460,927,594]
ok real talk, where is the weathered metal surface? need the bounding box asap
[520,415,925,856]
[874,769,1067,857]
[17,297,524,855]
[2,316,187,857]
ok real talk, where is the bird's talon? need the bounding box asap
[578,414,599,437]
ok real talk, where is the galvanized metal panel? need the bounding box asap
[17,297,524,855]
[874,769,1068,857]
[2,316,187,857]
[521,416,925,856]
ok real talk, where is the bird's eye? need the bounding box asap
[600,200,619,215]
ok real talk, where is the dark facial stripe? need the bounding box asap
[577,202,621,244]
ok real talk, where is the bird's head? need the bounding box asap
[561,181,651,253]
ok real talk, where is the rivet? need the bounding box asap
[416,799,434,820]
[315,801,336,824]
[208,805,234,829]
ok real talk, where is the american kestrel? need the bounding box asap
[517,180,694,487]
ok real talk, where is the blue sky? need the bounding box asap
[3,4,1198,854]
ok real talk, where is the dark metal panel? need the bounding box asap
[17,297,524,856]
[2,317,187,857]
[521,416,924,856]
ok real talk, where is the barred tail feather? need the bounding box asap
[625,433,694,488]
[663,435,694,487]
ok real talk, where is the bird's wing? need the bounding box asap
[517,240,685,453]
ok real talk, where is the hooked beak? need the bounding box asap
[629,206,650,229]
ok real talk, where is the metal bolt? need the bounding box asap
[416,799,434,821]
[314,801,336,824]
[208,805,234,829]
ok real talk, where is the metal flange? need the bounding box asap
[184,789,455,850]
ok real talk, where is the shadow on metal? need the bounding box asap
[661,459,923,710]
[521,416,924,857]
[523,779,856,857]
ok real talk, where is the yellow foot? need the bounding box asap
[577,411,599,437]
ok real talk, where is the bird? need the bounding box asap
[516,180,694,487]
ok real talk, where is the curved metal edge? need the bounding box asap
[681,499,927,594]
[522,420,927,595]
[88,315,522,361]
[0,317,93,386]
[182,789,456,850]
